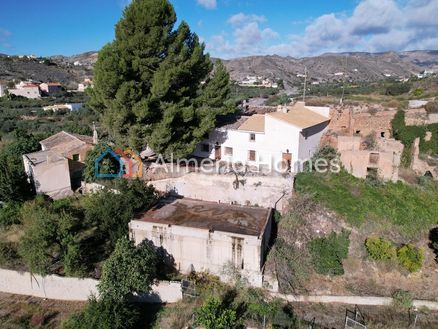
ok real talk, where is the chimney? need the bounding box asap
[277,105,289,113]
[92,122,98,144]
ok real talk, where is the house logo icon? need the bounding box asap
[94,147,143,179]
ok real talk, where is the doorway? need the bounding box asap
[214,144,221,160]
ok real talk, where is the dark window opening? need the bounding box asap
[201,144,210,152]
[248,150,256,161]
[369,153,380,165]
[72,154,80,161]
[249,133,256,142]
[381,131,385,138]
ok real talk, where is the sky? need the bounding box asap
[0,0,437,59]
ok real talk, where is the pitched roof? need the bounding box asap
[134,197,272,237]
[267,102,330,129]
[237,115,265,133]
[40,131,93,151]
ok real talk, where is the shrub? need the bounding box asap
[365,237,397,261]
[0,202,21,227]
[308,230,350,276]
[0,241,20,268]
[425,101,438,114]
[392,290,413,310]
[62,297,139,329]
[195,296,242,329]
[397,244,424,273]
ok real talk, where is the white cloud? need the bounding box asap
[228,13,266,26]
[207,13,278,58]
[197,0,217,10]
[207,0,438,58]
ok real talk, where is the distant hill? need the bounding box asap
[0,54,93,89]
[0,50,437,90]
[221,50,438,90]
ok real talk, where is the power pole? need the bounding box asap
[303,66,308,102]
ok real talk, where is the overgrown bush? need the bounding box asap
[308,230,350,275]
[397,244,424,273]
[62,297,139,329]
[195,296,242,329]
[0,241,20,268]
[425,101,438,114]
[365,237,397,261]
[392,290,413,310]
[385,82,411,96]
[0,202,21,227]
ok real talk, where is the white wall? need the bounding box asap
[193,113,328,173]
[0,268,182,303]
[9,87,41,99]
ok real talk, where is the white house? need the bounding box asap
[43,103,83,112]
[193,102,330,173]
[0,84,6,97]
[8,85,41,99]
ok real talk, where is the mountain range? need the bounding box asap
[0,50,437,89]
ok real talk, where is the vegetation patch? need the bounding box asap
[365,237,397,261]
[295,171,438,237]
[308,230,350,276]
[396,244,425,273]
[391,110,438,166]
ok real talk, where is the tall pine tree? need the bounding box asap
[90,0,233,158]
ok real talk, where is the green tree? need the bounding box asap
[90,0,232,157]
[98,237,158,301]
[84,180,158,249]
[0,130,39,202]
[18,197,83,275]
[195,296,242,329]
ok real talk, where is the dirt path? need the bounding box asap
[270,293,438,310]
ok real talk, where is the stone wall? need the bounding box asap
[0,268,182,303]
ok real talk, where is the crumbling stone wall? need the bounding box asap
[328,105,396,138]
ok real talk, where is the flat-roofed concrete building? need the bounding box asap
[129,198,273,286]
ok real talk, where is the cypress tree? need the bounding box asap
[90,0,233,158]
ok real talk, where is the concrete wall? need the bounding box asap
[9,87,41,99]
[129,213,272,287]
[23,156,73,199]
[149,172,293,210]
[0,268,182,303]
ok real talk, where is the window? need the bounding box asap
[249,133,256,142]
[369,153,380,165]
[224,147,233,156]
[381,132,385,138]
[248,150,256,161]
[72,154,80,161]
[201,144,210,153]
